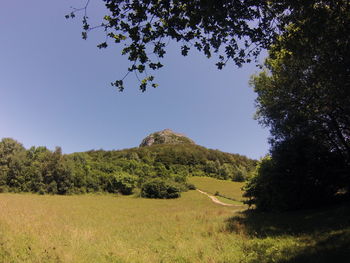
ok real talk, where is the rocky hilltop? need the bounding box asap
[139,129,195,147]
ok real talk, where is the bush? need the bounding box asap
[38,188,46,195]
[186,183,196,190]
[141,178,181,199]
[106,172,137,195]
[0,185,9,193]
[232,170,246,182]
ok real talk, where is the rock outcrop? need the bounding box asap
[139,129,195,147]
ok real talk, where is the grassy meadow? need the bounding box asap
[188,176,245,201]
[0,190,243,263]
[0,177,349,263]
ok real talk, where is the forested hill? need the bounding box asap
[0,137,255,195]
[82,143,256,181]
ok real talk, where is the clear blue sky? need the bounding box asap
[0,0,269,159]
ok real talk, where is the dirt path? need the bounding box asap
[196,189,242,207]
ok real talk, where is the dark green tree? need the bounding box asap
[246,2,350,210]
[252,7,350,163]
[244,137,346,211]
[0,138,26,190]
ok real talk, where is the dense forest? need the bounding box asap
[0,137,255,197]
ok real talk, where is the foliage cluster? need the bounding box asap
[86,143,256,185]
[0,138,255,197]
[244,139,348,211]
[140,178,181,199]
[0,138,138,195]
[68,0,325,91]
[245,2,350,211]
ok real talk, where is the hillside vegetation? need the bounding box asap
[0,138,256,196]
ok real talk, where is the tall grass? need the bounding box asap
[0,192,244,263]
[225,204,350,263]
[1,179,349,263]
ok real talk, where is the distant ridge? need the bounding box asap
[139,129,195,147]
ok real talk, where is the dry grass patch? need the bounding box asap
[0,192,243,263]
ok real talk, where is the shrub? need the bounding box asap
[232,170,246,182]
[0,185,9,193]
[141,178,181,199]
[186,183,196,190]
[38,188,46,195]
[106,172,137,195]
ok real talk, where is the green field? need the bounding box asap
[0,177,349,263]
[188,176,245,201]
[0,191,243,263]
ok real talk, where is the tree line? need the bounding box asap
[0,138,255,197]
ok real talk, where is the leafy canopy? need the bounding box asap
[245,2,350,211]
[252,2,350,165]
[67,0,329,91]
